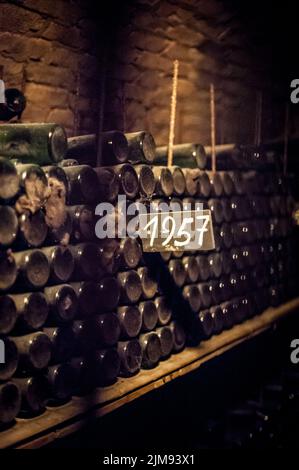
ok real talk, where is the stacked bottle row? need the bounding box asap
[0,126,296,430]
[0,130,190,425]
[149,165,296,344]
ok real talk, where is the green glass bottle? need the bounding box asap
[0,123,67,165]
[155,143,207,169]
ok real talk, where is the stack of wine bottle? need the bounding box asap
[0,123,296,434]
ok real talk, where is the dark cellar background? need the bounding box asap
[1,0,299,144]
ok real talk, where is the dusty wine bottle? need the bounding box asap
[126,131,156,163]
[218,277,232,303]
[118,270,142,304]
[152,166,174,197]
[196,255,211,282]
[112,163,139,199]
[13,249,50,289]
[117,305,142,339]
[208,198,224,225]
[44,326,75,363]
[64,165,99,204]
[69,205,95,243]
[183,169,199,196]
[13,292,49,331]
[0,156,20,200]
[156,326,174,359]
[207,172,224,197]
[210,305,224,335]
[220,301,234,329]
[0,294,18,334]
[15,163,49,209]
[0,337,19,380]
[72,319,93,354]
[155,296,172,326]
[47,363,75,401]
[219,223,233,249]
[169,321,186,352]
[96,239,121,275]
[197,172,211,198]
[139,300,158,332]
[196,310,214,340]
[0,206,18,247]
[171,166,186,196]
[66,134,96,159]
[117,339,142,376]
[41,246,75,284]
[69,357,94,396]
[94,167,119,203]
[140,332,161,368]
[97,276,121,311]
[43,165,68,194]
[0,382,21,424]
[47,210,73,246]
[183,256,199,283]
[71,281,99,316]
[155,143,207,169]
[168,259,187,287]
[213,226,222,252]
[12,375,50,414]
[59,159,79,167]
[71,242,101,280]
[133,164,156,197]
[93,348,121,386]
[17,210,48,248]
[231,247,244,271]
[0,123,67,164]
[12,332,52,371]
[219,172,235,196]
[208,280,221,305]
[93,312,121,347]
[44,284,78,324]
[208,252,223,278]
[232,221,252,246]
[183,284,202,312]
[197,282,212,308]
[101,131,129,165]
[119,237,142,269]
[229,171,245,195]
[1,87,26,121]
[221,198,233,223]
[70,356,94,395]
[230,196,244,221]
[138,267,158,299]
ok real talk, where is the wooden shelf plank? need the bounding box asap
[1,297,299,449]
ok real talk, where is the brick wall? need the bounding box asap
[0,0,101,136]
[0,0,288,145]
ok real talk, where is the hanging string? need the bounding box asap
[210,83,216,173]
[73,69,81,137]
[167,59,179,168]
